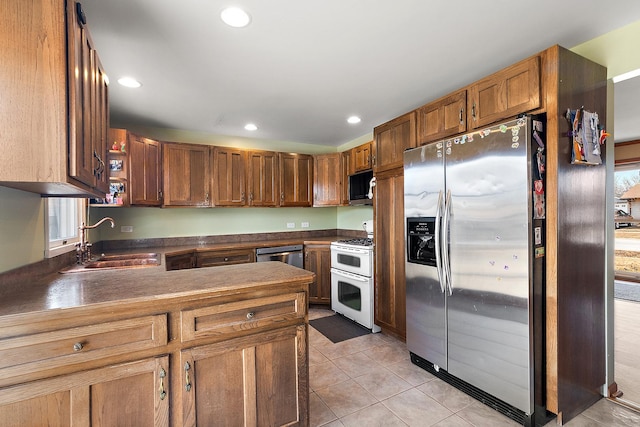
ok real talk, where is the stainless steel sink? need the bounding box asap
[60,253,160,273]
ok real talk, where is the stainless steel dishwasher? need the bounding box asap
[255,244,304,268]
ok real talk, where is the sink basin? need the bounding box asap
[95,253,159,261]
[60,253,160,273]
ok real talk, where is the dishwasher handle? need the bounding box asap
[256,245,303,255]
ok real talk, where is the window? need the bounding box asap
[614,165,640,276]
[45,198,85,258]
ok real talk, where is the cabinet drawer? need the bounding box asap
[0,315,167,380]
[196,249,255,268]
[181,292,305,343]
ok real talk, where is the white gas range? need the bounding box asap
[330,224,380,332]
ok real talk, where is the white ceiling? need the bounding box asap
[81,0,640,147]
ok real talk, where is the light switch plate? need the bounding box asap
[286,222,295,229]
[301,222,309,228]
[120,225,134,233]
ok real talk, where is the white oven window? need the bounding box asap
[337,280,362,311]
[337,253,361,268]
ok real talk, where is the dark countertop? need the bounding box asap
[0,261,314,320]
[0,234,345,322]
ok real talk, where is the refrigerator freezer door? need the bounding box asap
[404,143,447,370]
[445,118,533,413]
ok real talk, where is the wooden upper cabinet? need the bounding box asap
[468,56,540,129]
[247,150,279,207]
[0,0,108,197]
[163,142,210,207]
[129,133,162,206]
[67,1,109,193]
[373,111,416,173]
[313,153,342,206]
[212,147,246,206]
[417,90,467,145]
[352,141,373,172]
[279,153,313,207]
[341,151,351,206]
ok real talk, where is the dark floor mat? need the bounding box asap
[309,314,371,343]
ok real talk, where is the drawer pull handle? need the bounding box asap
[159,367,167,400]
[73,342,84,352]
[246,311,255,320]
[184,362,192,392]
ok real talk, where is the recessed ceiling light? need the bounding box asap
[244,123,258,131]
[117,77,142,88]
[221,7,251,28]
[347,116,361,124]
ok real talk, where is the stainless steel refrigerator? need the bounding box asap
[404,116,545,425]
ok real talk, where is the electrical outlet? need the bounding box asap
[301,221,309,228]
[120,225,134,233]
[286,222,295,229]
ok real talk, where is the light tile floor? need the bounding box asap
[309,307,640,427]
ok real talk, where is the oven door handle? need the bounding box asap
[330,268,370,282]
[434,190,445,294]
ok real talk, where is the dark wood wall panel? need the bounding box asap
[555,46,608,422]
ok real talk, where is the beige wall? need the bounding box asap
[572,20,640,78]
[0,187,45,273]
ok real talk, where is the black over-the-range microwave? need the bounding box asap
[348,169,374,205]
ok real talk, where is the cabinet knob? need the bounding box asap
[73,342,84,352]
[224,257,229,261]
[246,311,255,320]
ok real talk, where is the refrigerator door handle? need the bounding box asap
[434,190,445,293]
[442,189,453,295]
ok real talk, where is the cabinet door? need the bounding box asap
[212,147,246,206]
[353,141,372,172]
[304,245,332,304]
[373,112,416,173]
[279,153,313,207]
[341,151,351,206]
[163,142,210,206]
[468,56,540,128]
[129,134,162,206]
[373,172,406,339]
[0,356,169,427]
[313,153,342,206]
[67,1,100,189]
[92,52,110,194]
[247,150,279,207]
[196,248,256,268]
[417,90,466,145]
[180,325,307,427]
[165,252,196,271]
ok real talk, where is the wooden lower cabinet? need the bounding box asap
[373,171,406,340]
[165,252,197,271]
[304,244,332,305]
[180,325,307,427]
[0,356,170,427]
[0,286,309,426]
[196,248,255,268]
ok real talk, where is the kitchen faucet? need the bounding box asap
[76,217,115,263]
